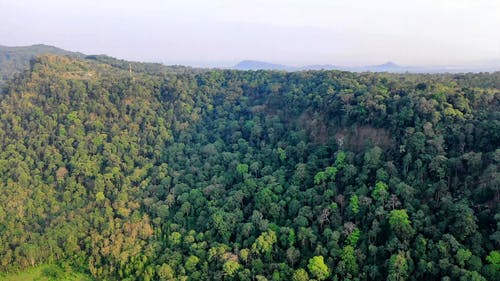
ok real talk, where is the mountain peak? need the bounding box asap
[234,60,293,71]
[378,61,399,67]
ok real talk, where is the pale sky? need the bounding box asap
[0,0,499,67]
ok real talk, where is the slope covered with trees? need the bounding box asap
[0,44,201,88]
[0,44,84,86]
[0,55,498,281]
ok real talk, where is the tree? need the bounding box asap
[388,252,409,281]
[350,194,360,215]
[236,163,249,175]
[339,245,358,277]
[456,248,472,268]
[308,256,330,281]
[334,151,346,169]
[314,171,327,186]
[158,263,175,280]
[285,247,300,267]
[372,181,388,203]
[277,147,286,162]
[169,232,182,246]
[251,230,277,259]
[292,268,309,281]
[95,191,106,203]
[364,146,382,170]
[223,260,241,277]
[184,255,199,272]
[347,228,361,246]
[239,249,250,264]
[459,271,486,281]
[389,209,413,238]
[484,250,500,280]
[325,166,338,180]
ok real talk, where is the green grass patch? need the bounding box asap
[0,264,92,281]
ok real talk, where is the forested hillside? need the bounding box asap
[0,44,84,86]
[0,55,498,281]
[0,45,198,88]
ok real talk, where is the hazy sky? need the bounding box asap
[1,0,499,67]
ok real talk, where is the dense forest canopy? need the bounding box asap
[0,55,498,281]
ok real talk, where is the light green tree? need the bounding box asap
[372,181,388,203]
[184,255,199,272]
[486,250,500,270]
[389,209,414,238]
[236,163,249,175]
[350,194,360,214]
[308,255,330,280]
[223,260,241,277]
[292,268,309,281]
[456,248,472,267]
[157,263,175,281]
[252,230,277,259]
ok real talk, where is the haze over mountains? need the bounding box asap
[233,59,500,73]
[1,44,499,85]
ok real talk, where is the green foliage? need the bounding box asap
[184,255,199,272]
[95,191,105,202]
[169,232,182,246]
[277,147,286,162]
[456,248,472,267]
[0,44,84,87]
[0,54,498,281]
[334,151,346,169]
[325,166,338,179]
[223,260,241,277]
[292,268,309,281]
[236,163,249,175]
[339,245,358,277]
[157,263,175,280]
[252,231,277,259]
[0,264,92,281]
[486,250,500,273]
[389,209,414,238]
[388,252,409,281]
[347,228,361,246]
[460,271,487,281]
[287,229,296,247]
[372,181,388,202]
[307,256,330,281]
[349,194,360,214]
[314,171,327,185]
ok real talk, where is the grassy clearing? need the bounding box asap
[0,264,92,281]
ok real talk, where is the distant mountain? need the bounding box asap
[234,60,295,71]
[359,61,404,72]
[298,64,344,71]
[307,62,406,72]
[232,60,410,72]
[232,60,500,73]
[0,44,84,85]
